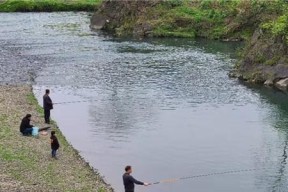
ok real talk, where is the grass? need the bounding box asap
[27,92,44,115]
[0,86,113,192]
[106,0,288,41]
[0,0,102,12]
[145,2,230,39]
[262,11,288,44]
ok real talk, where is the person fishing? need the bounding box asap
[43,89,53,124]
[20,114,34,135]
[123,166,149,192]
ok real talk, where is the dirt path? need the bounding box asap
[0,85,113,192]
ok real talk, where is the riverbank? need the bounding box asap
[0,0,102,12]
[92,0,288,89]
[92,0,273,40]
[0,85,113,192]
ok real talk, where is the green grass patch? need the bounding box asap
[148,1,234,39]
[107,0,288,41]
[153,25,196,38]
[0,0,102,12]
[27,92,44,115]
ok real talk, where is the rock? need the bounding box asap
[228,71,242,78]
[250,29,262,45]
[90,13,108,30]
[264,79,273,86]
[90,0,162,35]
[275,78,288,90]
[133,22,153,37]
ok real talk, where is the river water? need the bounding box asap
[1,12,288,192]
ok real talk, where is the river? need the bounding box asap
[1,12,288,192]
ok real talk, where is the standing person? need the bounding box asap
[123,166,149,192]
[19,114,34,135]
[50,131,60,159]
[43,89,53,124]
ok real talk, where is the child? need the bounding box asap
[50,131,60,158]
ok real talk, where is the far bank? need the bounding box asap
[0,0,102,12]
[91,0,288,90]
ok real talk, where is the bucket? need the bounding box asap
[32,127,39,136]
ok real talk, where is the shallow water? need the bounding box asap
[1,12,288,192]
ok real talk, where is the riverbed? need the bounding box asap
[1,12,288,192]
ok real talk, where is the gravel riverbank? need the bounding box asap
[0,85,113,192]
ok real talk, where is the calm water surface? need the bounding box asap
[1,12,288,192]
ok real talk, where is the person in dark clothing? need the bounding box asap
[43,89,53,124]
[50,131,60,158]
[20,114,34,135]
[123,166,149,192]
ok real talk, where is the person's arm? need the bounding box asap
[29,119,34,128]
[48,96,53,104]
[24,119,33,128]
[130,176,144,185]
[44,96,52,105]
[55,138,60,148]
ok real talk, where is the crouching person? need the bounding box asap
[50,131,60,159]
[20,114,34,136]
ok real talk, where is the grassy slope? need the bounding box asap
[104,0,286,41]
[0,86,112,192]
[149,0,242,39]
[0,0,102,12]
[232,1,288,82]
[155,0,288,83]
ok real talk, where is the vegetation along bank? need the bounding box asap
[0,85,113,192]
[91,0,288,90]
[0,0,102,12]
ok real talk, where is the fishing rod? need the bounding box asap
[53,99,98,105]
[150,168,264,185]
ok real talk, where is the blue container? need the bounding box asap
[32,127,39,136]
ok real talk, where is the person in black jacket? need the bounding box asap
[123,166,149,192]
[50,131,60,158]
[43,89,53,124]
[20,114,34,135]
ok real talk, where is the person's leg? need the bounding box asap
[54,149,57,157]
[44,109,48,123]
[22,128,33,136]
[52,149,56,157]
[47,110,50,124]
[44,109,50,124]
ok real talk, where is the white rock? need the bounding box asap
[264,79,273,86]
[275,78,288,90]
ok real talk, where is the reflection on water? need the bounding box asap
[244,85,288,192]
[1,12,288,192]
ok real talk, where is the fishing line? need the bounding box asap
[151,168,265,185]
[53,99,98,105]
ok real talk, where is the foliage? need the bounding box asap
[262,12,288,44]
[0,0,102,12]
[107,0,288,40]
[147,0,280,39]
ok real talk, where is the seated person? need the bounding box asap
[20,114,34,136]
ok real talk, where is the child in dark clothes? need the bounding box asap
[50,131,60,158]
